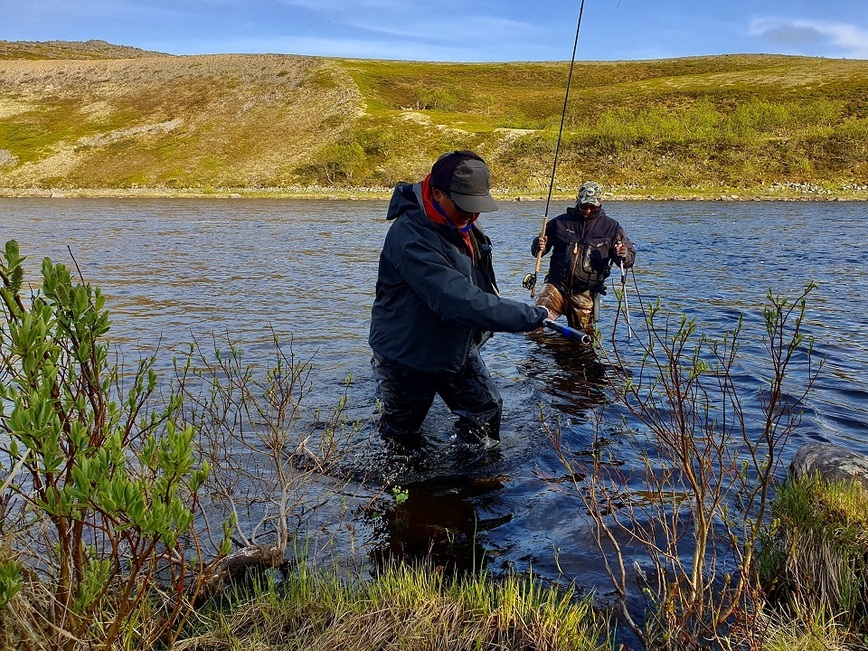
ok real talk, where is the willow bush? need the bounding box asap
[0,238,381,650]
[548,283,824,649]
[0,239,226,650]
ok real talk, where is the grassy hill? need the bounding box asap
[1,40,866,199]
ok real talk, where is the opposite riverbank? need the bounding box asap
[2,43,867,198]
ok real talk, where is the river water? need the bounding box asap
[2,197,867,595]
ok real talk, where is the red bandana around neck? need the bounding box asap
[421,174,477,263]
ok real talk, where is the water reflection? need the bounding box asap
[351,431,513,574]
[367,469,510,574]
[522,331,608,417]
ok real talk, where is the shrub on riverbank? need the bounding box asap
[0,240,225,649]
[0,238,380,649]
[546,280,868,649]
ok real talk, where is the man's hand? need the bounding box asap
[613,240,627,259]
[537,235,547,251]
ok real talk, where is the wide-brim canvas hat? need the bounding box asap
[431,151,499,213]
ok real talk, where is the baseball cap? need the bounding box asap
[430,151,498,213]
[577,181,603,207]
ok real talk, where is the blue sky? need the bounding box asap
[2,0,867,62]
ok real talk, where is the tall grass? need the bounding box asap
[180,562,610,651]
[759,475,868,638]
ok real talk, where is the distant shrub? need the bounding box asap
[724,98,845,138]
[411,86,460,112]
[310,141,366,184]
[824,118,868,163]
[679,98,724,140]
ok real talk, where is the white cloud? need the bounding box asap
[264,0,542,60]
[275,0,424,10]
[342,15,535,44]
[181,30,552,62]
[749,18,868,58]
[273,0,529,44]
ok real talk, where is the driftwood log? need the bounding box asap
[196,543,285,605]
[790,441,868,491]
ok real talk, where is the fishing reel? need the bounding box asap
[522,272,537,291]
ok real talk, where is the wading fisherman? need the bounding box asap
[531,181,636,335]
[369,151,556,447]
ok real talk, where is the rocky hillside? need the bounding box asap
[0,39,170,60]
[0,51,362,192]
[1,41,866,199]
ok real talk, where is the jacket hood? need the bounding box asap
[386,182,424,221]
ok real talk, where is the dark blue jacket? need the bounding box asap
[370,182,548,373]
[531,206,636,294]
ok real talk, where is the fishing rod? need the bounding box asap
[544,318,592,345]
[619,258,634,339]
[614,235,634,339]
[523,0,588,298]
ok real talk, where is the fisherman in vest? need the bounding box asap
[531,181,636,334]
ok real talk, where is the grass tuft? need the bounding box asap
[759,474,868,645]
[180,562,610,651]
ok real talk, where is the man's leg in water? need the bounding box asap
[564,289,595,334]
[439,348,503,445]
[371,354,436,445]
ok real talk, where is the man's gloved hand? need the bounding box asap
[613,240,628,259]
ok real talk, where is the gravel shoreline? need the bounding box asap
[2,187,866,202]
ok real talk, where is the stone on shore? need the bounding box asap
[790,441,868,491]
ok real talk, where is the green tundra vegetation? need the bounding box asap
[0,40,866,199]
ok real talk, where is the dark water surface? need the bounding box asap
[3,197,867,592]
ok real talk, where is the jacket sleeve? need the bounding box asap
[390,234,547,333]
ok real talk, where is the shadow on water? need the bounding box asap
[355,431,514,575]
[366,465,511,574]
